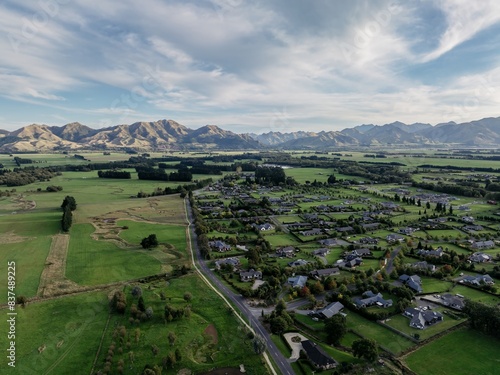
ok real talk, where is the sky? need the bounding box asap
[1,0,500,133]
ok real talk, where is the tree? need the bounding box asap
[183,292,193,302]
[168,331,177,346]
[324,315,347,346]
[352,338,378,362]
[252,334,267,355]
[328,174,337,184]
[61,196,77,211]
[270,316,288,334]
[131,285,143,298]
[141,234,159,249]
[138,296,146,312]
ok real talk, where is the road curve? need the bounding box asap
[184,199,295,375]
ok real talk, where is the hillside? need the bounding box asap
[0,116,499,151]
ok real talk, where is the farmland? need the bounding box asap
[2,149,500,374]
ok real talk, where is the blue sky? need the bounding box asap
[1,0,500,132]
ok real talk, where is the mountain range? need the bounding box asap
[0,117,499,152]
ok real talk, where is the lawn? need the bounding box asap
[405,329,500,375]
[450,285,500,305]
[66,223,161,285]
[420,277,454,294]
[345,311,415,355]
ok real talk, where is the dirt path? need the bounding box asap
[37,234,80,297]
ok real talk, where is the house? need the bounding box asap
[386,234,405,243]
[470,240,495,250]
[337,257,363,268]
[209,240,231,252]
[310,268,340,279]
[462,225,484,232]
[299,228,323,236]
[255,223,275,231]
[318,238,341,247]
[239,269,262,282]
[288,275,308,288]
[215,257,240,270]
[361,223,381,231]
[461,216,475,223]
[417,247,444,258]
[411,261,436,273]
[359,237,379,245]
[312,248,330,257]
[399,227,418,235]
[404,307,443,329]
[469,252,492,263]
[399,274,423,293]
[352,248,372,257]
[288,259,309,267]
[461,274,495,286]
[276,246,296,258]
[310,302,344,319]
[335,226,354,233]
[353,291,393,309]
[440,293,465,310]
[301,340,338,370]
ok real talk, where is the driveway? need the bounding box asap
[283,332,307,362]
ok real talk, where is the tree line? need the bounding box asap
[61,196,77,232]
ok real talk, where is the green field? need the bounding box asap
[66,223,161,285]
[0,291,109,373]
[94,274,267,374]
[405,329,500,375]
[345,311,415,355]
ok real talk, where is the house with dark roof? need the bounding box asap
[399,274,423,293]
[276,246,296,258]
[215,257,240,270]
[310,301,344,319]
[209,240,231,252]
[469,252,492,263]
[312,248,330,257]
[288,275,308,288]
[417,247,444,258]
[353,291,393,309]
[386,234,405,243]
[318,238,341,247]
[411,261,436,273]
[359,236,379,245]
[288,259,309,267]
[404,307,443,330]
[337,257,363,268]
[310,268,340,279]
[301,340,338,370]
[461,274,495,286]
[470,240,495,250]
[239,269,262,282]
[352,248,372,257]
[299,228,323,236]
[440,294,465,310]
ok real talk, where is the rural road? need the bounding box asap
[185,200,295,375]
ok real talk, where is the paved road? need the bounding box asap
[185,200,295,375]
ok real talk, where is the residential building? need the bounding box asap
[301,340,338,370]
[310,302,344,319]
[288,275,308,288]
[353,291,393,309]
[469,252,492,263]
[399,274,423,293]
[310,268,340,279]
[239,269,262,282]
[404,307,443,329]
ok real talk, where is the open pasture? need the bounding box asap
[405,329,499,375]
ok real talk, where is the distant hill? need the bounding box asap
[0,116,499,151]
[0,119,260,152]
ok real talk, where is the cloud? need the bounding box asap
[420,0,500,63]
[0,0,499,131]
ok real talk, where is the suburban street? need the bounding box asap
[185,200,295,375]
